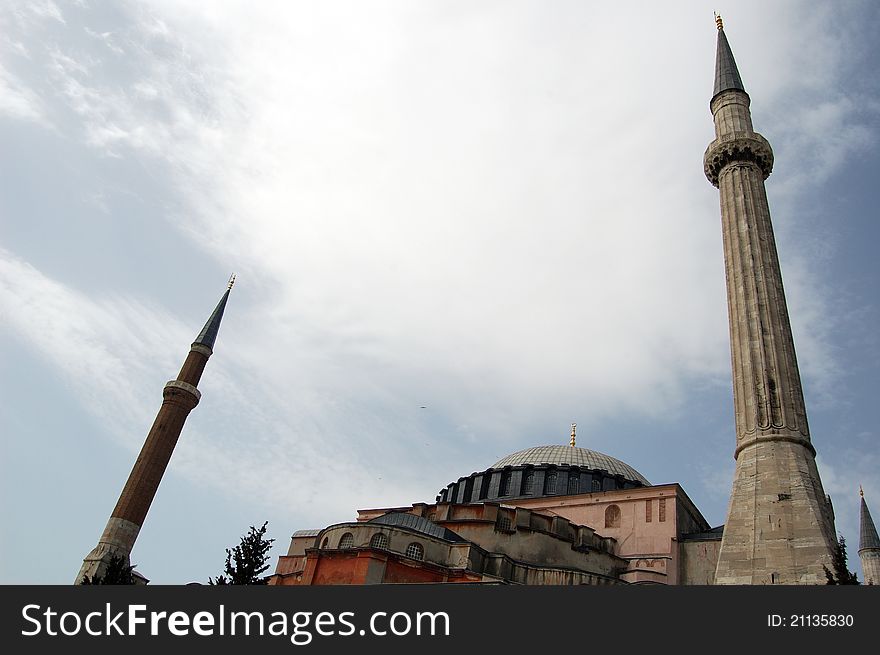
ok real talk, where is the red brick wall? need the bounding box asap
[382,560,446,584]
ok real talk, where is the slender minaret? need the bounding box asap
[859,487,880,585]
[703,17,837,584]
[77,278,234,583]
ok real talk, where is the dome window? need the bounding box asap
[521,470,535,495]
[499,471,512,496]
[478,475,491,500]
[370,533,389,550]
[338,533,354,549]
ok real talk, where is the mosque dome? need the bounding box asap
[491,445,650,486]
[436,442,649,504]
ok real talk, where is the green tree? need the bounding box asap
[823,535,859,585]
[210,521,275,585]
[80,554,136,585]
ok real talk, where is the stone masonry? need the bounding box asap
[704,23,837,584]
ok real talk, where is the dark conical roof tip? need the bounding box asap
[193,276,234,350]
[713,25,746,101]
[860,493,880,552]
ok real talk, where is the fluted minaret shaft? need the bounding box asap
[76,285,232,583]
[704,25,836,584]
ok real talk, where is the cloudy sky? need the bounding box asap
[1,0,878,584]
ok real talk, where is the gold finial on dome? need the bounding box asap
[714,12,724,31]
[570,423,577,448]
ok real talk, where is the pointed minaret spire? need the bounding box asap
[712,15,746,101]
[77,281,234,583]
[704,22,837,584]
[859,488,880,585]
[194,274,234,350]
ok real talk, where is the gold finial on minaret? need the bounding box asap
[714,12,723,30]
[861,485,865,498]
[228,274,236,290]
[570,423,577,448]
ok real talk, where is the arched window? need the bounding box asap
[544,471,557,495]
[499,471,511,496]
[370,533,389,550]
[478,475,491,500]
[521,470,534,495]
[567,473,579,495]
[463,477,474,503]
[591,478,601,492]
[605,504,621,528]
[405,542,424,561]
[338,532,354,549]
[320,537,329,549]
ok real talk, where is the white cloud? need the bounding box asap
[85,27,125,55]
[29,0,65,25]
[0,63,49,125]
[6,0,875,472]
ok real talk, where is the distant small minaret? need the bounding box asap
[703,18,837,584]
[859,487,880,585]
[76,278,234,583]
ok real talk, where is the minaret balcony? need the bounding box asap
[703,132,774,186]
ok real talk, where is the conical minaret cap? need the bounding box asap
[860,492,880,551]
[193,276,234,350]
[713,24,746,101]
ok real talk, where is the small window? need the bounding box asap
[497,516,512,532]
[567,473,579,495]
[405,542,424,561]
[659,497,667,522]
[479,475,491,500]
[499,471,511,496]
[646,499,653,523]
[605,504,621,528]
[521,470,534,495]
[463,477,474,502]
[544,471,557,495]
[338,533,354,549]
[592,478,601,492]
[370,533,389,550]
[320,537,329,549]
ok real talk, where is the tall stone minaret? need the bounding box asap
[859,487,880,585]
[703,17,837,584]
[77,279,234,583]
